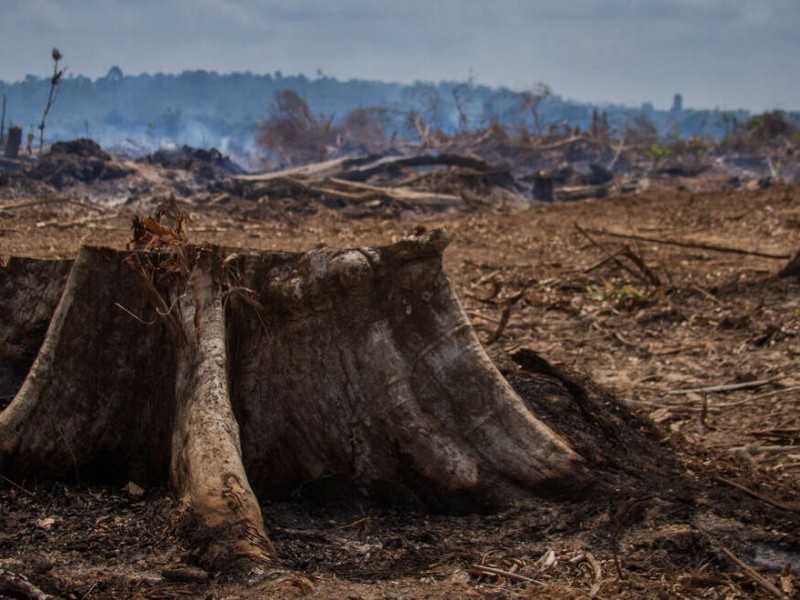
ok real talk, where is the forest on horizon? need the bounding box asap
[0,66,785,169]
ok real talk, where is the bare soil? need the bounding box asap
[1,182,799,598]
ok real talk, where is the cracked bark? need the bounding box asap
[0,230,585,571]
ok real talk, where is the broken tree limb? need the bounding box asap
[584,228,791,260]
[714,476,800,512]
[35,213,116,229]
[574,223,650,285]
[469,564,545,586]
[0,197,102,212]
[335,153,499,182]
[722,548,786,599]
[244,175,464,208]
[233,155,376,183]
[586,552,603,599]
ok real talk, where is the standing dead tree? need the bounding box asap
[451,74,476,133]
[38,48,65,156]
[256,90,335,168]
[0,229,586,573]
[0,94,6,147]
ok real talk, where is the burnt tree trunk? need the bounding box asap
[0,230,585,571]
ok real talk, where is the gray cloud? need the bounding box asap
[0,0,797,110]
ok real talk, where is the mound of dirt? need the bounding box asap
[142,145,245,179]
[25,138,134,189]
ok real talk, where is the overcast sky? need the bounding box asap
[1,0,797,111]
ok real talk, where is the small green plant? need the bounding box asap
[647,144,673,159]
[586,282,652,310]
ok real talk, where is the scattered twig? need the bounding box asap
[714,476,800,512]
[668,378,779,395]
[726,446,800,456]
[584,252,622,274]
[710,386,800,408]
[722,547,786,598]
[466,311,503,325]
[750,428,800,438]
[114,302,159,326]
[469,564,545,586]
[485,283,532,344]
[747,386,800,403]
[585,228,790,260]
[691,285,725,306]
[486,302,512,344]
[0,473,36,498]
[611,331,639,349]
[575,223,649,284]
[36,213,115,229]
[586,552,603,598]
[620,245,661,286]
[0,197,102,212]
[324,516,372,533]
[651,343,708,356]
[700,396,716,431]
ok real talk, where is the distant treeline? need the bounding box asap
[0,67,771,167]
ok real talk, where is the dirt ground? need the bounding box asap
[1,181,800,598]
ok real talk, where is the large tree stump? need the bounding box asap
[0,229,585,571]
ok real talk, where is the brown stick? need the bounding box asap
[714,476,800,512]
[722,547,786,598]
[584,228,790,260]
[712,386,800,408]
[668,378,778,395]
[0,473,36,498]
[726,446,800,456]
[750,428,800,437]
[0,197,102,212]
[469,564,545,586]
[35,214,116,229]
[574,223,649,284]
[585,552,603,598]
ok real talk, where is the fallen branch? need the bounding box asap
[574,223,650,284]
[35,213,116,230]
[722,547,786,598]
[338,153,498,182]
[750,427,800,438]
[0,473,36,498]
[0,197,102,212]
[586,552,603,598]
[668,378,778,395]
[233,156,368,182]
[469,564,545,586]
[726,446,800,456]
[585,228,791,260]
[485,284,532,344]
[620,245,661,286]
[584,252,622,274]
[714,476,800,512]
